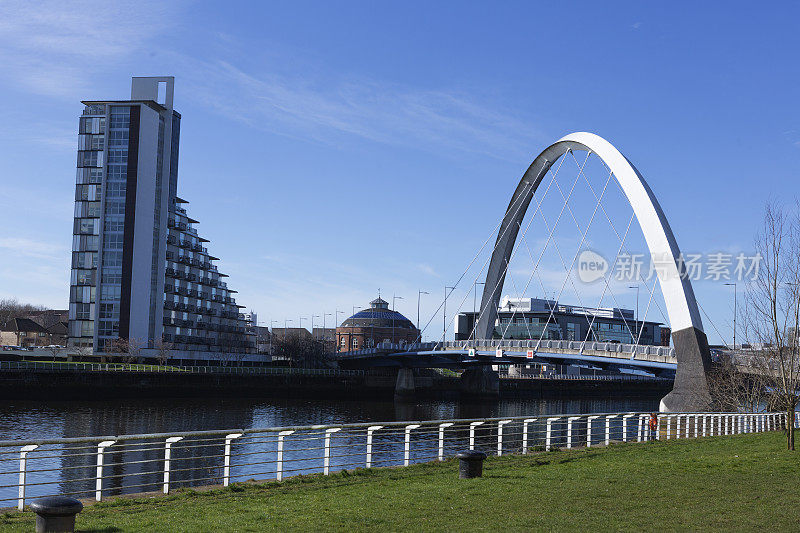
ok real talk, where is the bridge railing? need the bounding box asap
[441,339,675,359]
[0,410,788,511]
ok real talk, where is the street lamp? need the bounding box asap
[284,319,293,340]
[473,282,485,341]
[444,286,455,343]
[417,290,429,338]
[312,315,320,338]
[299,316,306,334]
[724,282,737,349]
[270,320,278,355]
[392,295,404,345]
[629,285,639,343]
[335,309,344,352]
[323,312,332,349]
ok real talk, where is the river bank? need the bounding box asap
[0,365,671,401]
[2,432,793,532]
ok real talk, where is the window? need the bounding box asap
[104,217,124,232]
[98,320,118,337]
[107,148,127,164]
[102,251,123,267]
[103,234,124,250]
[75,269,94,285]
[340,337,347,348]
[77,151,99,167]
[101,285,121,301]
[105,200,125,215]
[72,251,97,269]
[80,320,94,337]
[108,129,128,146]
[351,338,358,350]
[76,218,97,235]
[106,165,126,181]
[101,270,122,284]
[105,181,126,198]
[80,117,105,134]
[99,303,117,319]
[76,303,91,320]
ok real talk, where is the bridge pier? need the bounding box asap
[394,368,416,400]
[459,367,499,399]
[660,327,713,412]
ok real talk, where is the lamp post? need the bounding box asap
[444,286,455,343]
[724,282,737,349]
[284,319,292,342]
[351,305,358,351]
[323,313,332,351]
[312,315,320,338]
[392,295,404,345]
[270,320,278,355]
[335,310,344,352]
[473,281,485,341]
[417,290,429,339]
[629,285,639,343]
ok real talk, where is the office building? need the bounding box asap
[455,296,665,346]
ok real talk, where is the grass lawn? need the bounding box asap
[2,432,799,532]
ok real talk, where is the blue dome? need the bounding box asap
[341,301,416,330]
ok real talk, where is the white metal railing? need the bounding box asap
[0,411,786,511]
[440,339,675,359]
[0,361,366,377]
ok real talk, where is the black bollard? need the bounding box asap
[456,450,487,479]
[29,496,83,533]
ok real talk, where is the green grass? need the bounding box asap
[3,432,799,532]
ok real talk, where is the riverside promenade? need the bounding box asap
[1,431,795,532]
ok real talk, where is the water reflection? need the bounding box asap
[0,396,659,507]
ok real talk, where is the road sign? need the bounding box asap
[526,350,534,359]
[495,348,504,358]
[468,348,476,357]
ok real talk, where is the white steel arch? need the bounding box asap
[476,132,711,412]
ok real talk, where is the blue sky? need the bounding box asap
[0,1,798,343]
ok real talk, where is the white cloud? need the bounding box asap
[0,0,183,98]
[0,237,66,259]
[179,58,546,161]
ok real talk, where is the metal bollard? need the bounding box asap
[30,496,83,533]
[456,450,487,479]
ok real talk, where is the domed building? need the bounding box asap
[336,297,420,351]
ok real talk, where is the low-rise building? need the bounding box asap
[455,296,665,346]
[336,297,420,351]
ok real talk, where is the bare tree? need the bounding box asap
[109,337,145,364]
[0,298,47,330]
[741,201,800,450]
[274,333,330,368]
[707,355,770,413]
[154,337,173,366]
[45,344,63,362]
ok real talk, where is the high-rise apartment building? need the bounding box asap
[68,77,255,358]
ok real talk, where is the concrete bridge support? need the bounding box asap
[459,367,499,399]
[394,368,416,400]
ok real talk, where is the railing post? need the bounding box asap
[702,415,708,437]
[637,415,645,442]
[17,444,38,511]
[521,418,536,454]
[605,415,618,445]
[694,415,700,438]
[95,440,116,501]
[546,417,560,451]
[223,433,242,486]
[622,414,634,442]
[437,423,453,461]
[469,421,484,450]
[366,426,383,467]
[567,416,580,448]
[587,416,600,447]
[404,424,421,466]
[276,430,295,481]
[497,420,511,456]
[163,436,184,494]
[323,428,341,475]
